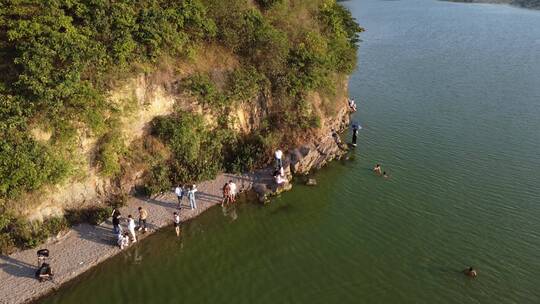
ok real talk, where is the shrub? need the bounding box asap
[107,192,129,209]
[0,211,16,254]
[0,0,218,199]
[183,73,227,108]
[223,134,269,173]
[0,134,68,199]
[239,9,289,78]
[143,161,172,196]
[5,216,69,250]
[255,0,283,10]
[152,112,224,183]
[0,233,16,255]
[65,206,112,226]
[284,40,329,96]
[95,130,126,177]
[39,216,70,238]
[226,66,268,101]
[318,1,364,74]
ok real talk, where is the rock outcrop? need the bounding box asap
[252,104,351,202]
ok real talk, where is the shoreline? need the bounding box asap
[0,106,351,304]
[1,171,268,304]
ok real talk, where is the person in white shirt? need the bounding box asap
[228,180,237,202]
[274,170,286,185]
[173,212,181,237]
[174,185,184,208]
[274,149,283,170]
[348,98,357,112]
[117,232,129,250]
[188,185,197,209]
[127,214,137,243]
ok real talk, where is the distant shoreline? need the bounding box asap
[442,0,540,10]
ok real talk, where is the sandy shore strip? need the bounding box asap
[0,170,273,304]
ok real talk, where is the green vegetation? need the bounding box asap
[0,0,362,250]
[64,206,112,226]
[226,66,269,102]
[223,133,274,173]
[0,211,69,254]
[142,111,279,195]
[95,129,127,178]
[151,112,225,183]
[255,0,284,10]
[184,73,228,108]
[0,0,217,200]
[0,203,121,254]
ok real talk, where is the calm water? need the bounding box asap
[41,0,540,303]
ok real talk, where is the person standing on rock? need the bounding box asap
[275,149,283,170]
[188,185,198,210]
[175,184,184,209]
[228,180,237,203]
[127,214,137,243]
[138,207,148,232]
[348,98,357,112]
[351,124,360,147]
[173,212,181,237]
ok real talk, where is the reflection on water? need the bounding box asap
[222,204,238,221]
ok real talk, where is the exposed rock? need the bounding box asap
[306,178,317,186]
[252,183,271,203]
[14,68,352,221]
[290,130,348,175]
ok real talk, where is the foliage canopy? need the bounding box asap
[0,0,362,200]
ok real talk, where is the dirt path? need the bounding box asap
[0,171,272,304]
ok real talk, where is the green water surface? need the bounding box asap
[41,0,540,303]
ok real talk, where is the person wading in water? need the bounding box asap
[351,124,359,147]
[373,164,382,175]
[463,266,478,278]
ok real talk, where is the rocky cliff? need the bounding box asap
[0,1,363,240]
[16,67,352,221]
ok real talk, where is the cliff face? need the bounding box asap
[290,103,350,175]
[1,1,363,227]
[17,67,351,222]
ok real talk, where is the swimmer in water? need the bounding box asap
[383,171,389,179]
[373,164,382,175]
[463,266,478,278]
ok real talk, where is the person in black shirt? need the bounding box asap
[112,209,122,235]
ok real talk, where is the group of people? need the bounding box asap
[222,180,238,205]
[372,164,389,178]
[174,184,198,210]
[112,207,149,250]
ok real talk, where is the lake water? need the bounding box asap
[40,0,540,303]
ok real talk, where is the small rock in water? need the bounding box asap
[306,178,317,186]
